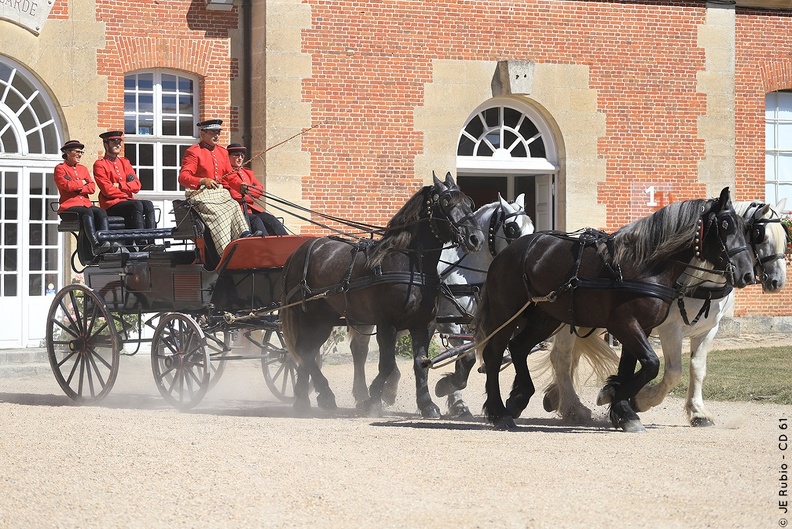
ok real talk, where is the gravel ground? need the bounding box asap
[0,333,790,528]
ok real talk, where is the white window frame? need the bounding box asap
[765,90,792,213]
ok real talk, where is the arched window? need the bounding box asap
[124,71,198,194]
[456,98,558,230]
[766,90,792,212]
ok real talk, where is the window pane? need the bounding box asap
[29,198,42,221]
[163,144,178,166]
[178,77,192,92]
[778,92,792,121]
[163,169,178,191]
[483,107,499,128]
[29,249,42,270]
[528,138,546,159]
[29,224,41,245]
[4,274,17,296]
[5,171,18,193]
[179,116,194,137]
[766,153,775,182]
[778,122,792,150]
[163,95,177,114]
[779,153,792,182]
[46,224,58,245]
[465,116,484,139]
[28,274,41,296]
[139,144,154,165]
[4,249,16,271]
[138,115,154,135]
[779,183,792,207]
[162,117,177,136]
[767,121,776,150]
[4,197,17,219]
[138,73,153,90]
[139,168,154,190]
[139,94,153,114]
[162,73,177,91]
[45,249,58,269]
[457,135,475,156]
[503,107,521,129]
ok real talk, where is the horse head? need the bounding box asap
[486,193,534,256]
[698,187,755,288]
[429,172,483,253]
[744,202,788,292]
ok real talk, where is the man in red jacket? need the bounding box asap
[178,119,257,257]
[94,131,159,250]
[53,139,112,254]
[225,143,288,235]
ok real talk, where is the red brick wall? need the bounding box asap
[302,0,708,229]
[734,9,792,316]
[94,1,239,145]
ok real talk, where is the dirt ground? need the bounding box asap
[0,333,790,528]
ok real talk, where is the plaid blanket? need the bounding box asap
[185,186,250,253]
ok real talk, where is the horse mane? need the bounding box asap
[612,198,708,272]
[365,185,431,269]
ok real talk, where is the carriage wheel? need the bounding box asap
[151,313,211,410]
[205,330,231,390]
[260,328,298,402]
[46,284,120,403]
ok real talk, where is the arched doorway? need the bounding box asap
[456,97,559,231]
[0,56,63,347]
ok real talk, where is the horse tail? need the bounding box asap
[279,245,308,366]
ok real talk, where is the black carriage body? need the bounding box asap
[83,254,285,315]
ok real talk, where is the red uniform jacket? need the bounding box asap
[53,162,95,213]
[93,156,142,209]
[178,143,233,190]
[223,167,265,213]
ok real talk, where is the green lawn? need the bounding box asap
[661,346,792,405]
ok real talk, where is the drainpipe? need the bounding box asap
[242,0,253,154]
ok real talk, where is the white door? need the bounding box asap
[534,173,555,232]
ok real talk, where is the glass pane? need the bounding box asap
[140,143,154,165]
[767,122,776,150]
[163,144,178,166]
[138,115,154,136]
[485,132,500,149]
[29,249,42,270]
[29,223,41,245]
[139,168,154,190]
[483,108,499,128]
[457,135,475,156]
[163,169,177,191]
[766,182,775,204]
[124,117,136,135]
[2,224,13,245]
[766,153,775,182]
[139,94,154,114]
[124,76,136,89]
[127,143,138,165]
[45,274,57,295]
[30,172,42,193]
[41,123,59,154]
[779,183,792,207]
[45,174,58,195]
[28,274,41,296]
[465,116,484,140]
[29,198,42,221]
[475,142,494,157]
[45,249,58,269]
[26,129,43,154]
[4,197,17,219]
[124,93,137,111]
[503,107,521,130]
[778,153,792,182]
[0,127,19,154]
[162,95,177,114]
[779,92,792,121]
[178,77,192,92]
[138,73,153,90]
[504,130,519,154]
[5,171,17,193]
[162,73,177,91]
[518,118,539,140]
[4,274,17,297]
[778,122,792,150]
[529,138,546,159]
[178,116,193,137]
[511,141,527,158]
[46,224,58,245]
[4,249,16,271]
[162,117,177,136]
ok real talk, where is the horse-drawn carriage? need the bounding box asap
[47,198,313,410]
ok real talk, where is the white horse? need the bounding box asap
[542,201,788,426]
[348,194,534,417]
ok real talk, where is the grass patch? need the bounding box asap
[660,345,792,405]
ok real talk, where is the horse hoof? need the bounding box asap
[619,419,646,433]
[434,375,456,397]
[597,385,615,406]
[543,391,559,413]
[357,398,383,418]
[382,370,401,406]
[690,416,715,427]
[316,392,337,410]
[421,403,442,419]
[447,403,473,420]
[293,399,312,417]
[493,416,517,431]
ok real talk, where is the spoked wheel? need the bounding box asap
[205,329,232,390]
[151,313,211,410]
[46,284,120,403]
[260,328,298,402]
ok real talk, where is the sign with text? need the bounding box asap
[1,0,54,36]
[629,183,676,222]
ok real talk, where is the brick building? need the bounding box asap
[0,0,788,347]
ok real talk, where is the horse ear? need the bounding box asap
[776,198,787,212]
[758,203,771,219]
[444,172,457,189]
[717,187,732,211]
[514,193,526,210]
[498,193,510,210]
[433,172,447,192]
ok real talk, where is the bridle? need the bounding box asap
[427,186,476,248]
[745,202,787,282]
[693,202,749,281]
[487,201,530,256]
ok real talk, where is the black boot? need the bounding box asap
[82,214,111,254]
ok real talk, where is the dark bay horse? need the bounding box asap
[473,188,756,432]
[280,173,484,418]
